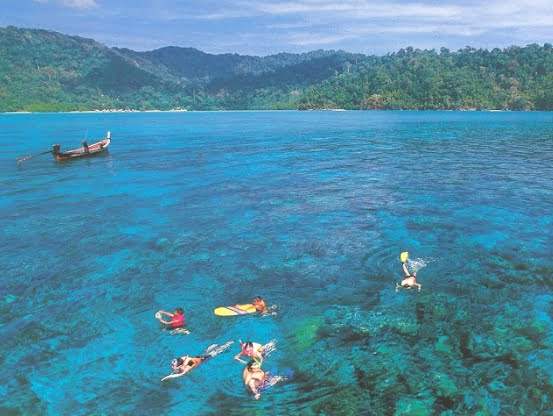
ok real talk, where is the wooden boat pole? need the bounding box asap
[16,149,52,164]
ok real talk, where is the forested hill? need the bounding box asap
[1,26,553,112]
[118,46,350,80]
[299,45,553,111]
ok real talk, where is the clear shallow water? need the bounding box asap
[1,111,552,415]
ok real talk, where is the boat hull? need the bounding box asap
[53,138,110,162]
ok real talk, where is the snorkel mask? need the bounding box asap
[172,356,189,372]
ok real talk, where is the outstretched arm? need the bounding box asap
[157,310,174,324]
[416,283,422,292]
[402,262,411,277]
[234,352,247,364]
[161,365,193,381]
[161,372,185,381]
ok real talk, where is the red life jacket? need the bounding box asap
[172,313,185,328]
[241,344,254,357]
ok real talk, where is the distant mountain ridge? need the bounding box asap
[1,26,553,112]
[118,46,346,80]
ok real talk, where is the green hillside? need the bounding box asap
[119,47,349,79]
[0,27,184,111]
[299,45,553,110]
[1,26,553,112]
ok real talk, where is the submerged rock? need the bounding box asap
[154,237,169,249]
[296,341,357,388]
[394,396,436,416]
[510,336,534,354]
[433,372,459,399]
[387,317,419,336]
[288,316,325,352]
[465,334,509,360]
[514,317,547,338]
[434,335,455,355]
[3,294,17,304]
[312,388,360,416]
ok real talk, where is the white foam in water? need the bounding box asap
[406,257,430,273]
[206,341,234,356]
[263,339,277,357]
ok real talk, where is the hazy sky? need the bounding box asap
[2,0,553,55]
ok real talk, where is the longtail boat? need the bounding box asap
[53,132,111,162]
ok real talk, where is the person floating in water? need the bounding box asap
[251,296,267,314]
[234,341,265,364]
[251,296,278,316]
[156,307,186,331]
[242,360,283,400]
[161,342,233,381]
[396,252,422,292]
[161,355,209,381]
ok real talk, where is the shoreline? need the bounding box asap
[0,108,530,115]
[2,109,190,115]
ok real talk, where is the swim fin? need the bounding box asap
[400,252,408,263]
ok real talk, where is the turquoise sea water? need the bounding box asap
[1,111,552,415]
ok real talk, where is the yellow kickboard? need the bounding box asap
[400,251,409,262]
[214,303,257,316]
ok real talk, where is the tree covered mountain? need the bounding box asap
[119,46,349,80]
[0,27,179,111]
[1,26,553,112]
[299,45,553,111]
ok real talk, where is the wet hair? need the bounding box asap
[253,296,264,302]
[175,308,184,315]
[245,341,253,348]
[246,360,257,369]
[176,357,185,366]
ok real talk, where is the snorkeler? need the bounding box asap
[161,355,210,381]
[396,252,422,292]
[251,296,267,314]
[251,296,278,315]
[242,360,283,400]
[161,341,233,381]
[234,341,265,364]
[155,307,186,331]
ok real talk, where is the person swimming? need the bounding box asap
[161,341,233,381]
[161,355,210,381]
[243,360,266,399]
[251,296,278,316]
[156,307,185,330]
[234,341,265,364]
[396,258,422,292]
[242,360,283,400]
[251,296,267,314]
